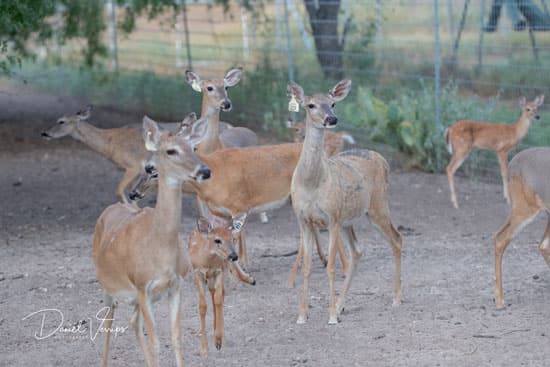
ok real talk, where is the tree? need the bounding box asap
[303,0,351,80]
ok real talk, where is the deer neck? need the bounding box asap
[295,118,329,188]
[149,167,183,245]
[72,121,112,157]
[514,114,532,140]
[199,102,223,154]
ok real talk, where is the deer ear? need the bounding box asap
[231,212,248,234]
[287,81,305,105]
[224,68,243,87]
[143,116,161,152]
[535,95,545,106]
[329,79,352,102]
[76,105,92,120]
[185,70,202,92]
[176,112,197,136]
[519,96,527,109]
[197,216,212,234]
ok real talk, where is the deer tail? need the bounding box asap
[341,132,356,145]
[444,127,452,154]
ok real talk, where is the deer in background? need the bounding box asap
[287,118,355,156]
[288,80,402,324]
[493,147,550,309]
[445,95,544,208]
[41,105,195,203]
[189,213,255,358]
[92,116,211,367]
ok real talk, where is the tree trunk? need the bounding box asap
[303,0,347,79]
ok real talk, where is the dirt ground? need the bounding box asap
[1,81,549,367]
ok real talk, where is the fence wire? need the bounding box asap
[24,0,550,179]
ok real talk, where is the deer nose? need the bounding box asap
[228,252,238,262]
[221,100,232,111]
[145,164,155,174]
[325,115,338,126]
[128,191,140,201]
[41,132,50,138]
[535,115,540,120]
[197,165,211,180]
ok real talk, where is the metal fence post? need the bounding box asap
[175,0,184,68]
[283,0,295,82]
[182,0,192,70]
[108,0,119,73]
[477,0,485,73]
[433,0,442,172]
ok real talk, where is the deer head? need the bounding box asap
[42,105,93,139]
[185,68,243,112]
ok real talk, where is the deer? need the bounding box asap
[41,105,199,204]
[287,80,403,324]
[189,213,255,358]
[493,147,550,309]
[92,116,211,367]
[128,125,347,272]
[445,95,544,209]
[287,118,355,156]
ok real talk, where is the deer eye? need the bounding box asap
[166,149,178,156]
[331,103,335,108]
[214,238,222,245]
[207,86,213,92]
[308,104,315,109]
[526,108,531,112]
[58,120,65,125]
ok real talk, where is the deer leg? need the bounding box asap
[101,295,115,367]
[314,228,328,267]
[168,281,184,367]
[494,201,538,309]
[368,200,403,306]
[287,234,304,289]
[327,223,341,324]
[130,305,153,367]
[211,274,225,351]
[538,214,550,268]
[117,169,139,204]
[334,225,364,318]
[446,146,471,209]
[497,150,510,204]
[297,224,314,324]
[138,290,160,367]
[230,260,256,285]
[336,229,349,274]
[194,273,208,358]
[237,230,249,267]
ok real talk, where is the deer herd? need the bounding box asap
[41,67,548,366]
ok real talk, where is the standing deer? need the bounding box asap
[41,105,196,203]
[445,95,544,208]
[493,147,550,309]
[287,118,355,156]
[128,132,346,271]
[288,80,402,324]
[92,116,211,367]
[189,214,255,357]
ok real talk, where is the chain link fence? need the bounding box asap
[21,0,550,177]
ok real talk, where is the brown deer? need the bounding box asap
[92,116,211,367]
[42,105,198,203]
[493,147,550,309]
[128,129,345,271]
[288,80,402,324]
[445,95,544,208]
[287,118,355,156]
[189,213,255,358]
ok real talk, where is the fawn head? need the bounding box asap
[185,68,243,112]
[143,115,211,184]
[519,95,544,121]
[287,80,352,129]
[192,213,247,263]
[42,105,93,139]
[286,118,306,142]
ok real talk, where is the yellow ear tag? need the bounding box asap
[288,95,299,112]
[191,80,201,92]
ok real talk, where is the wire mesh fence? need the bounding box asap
[19,0,550,178]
